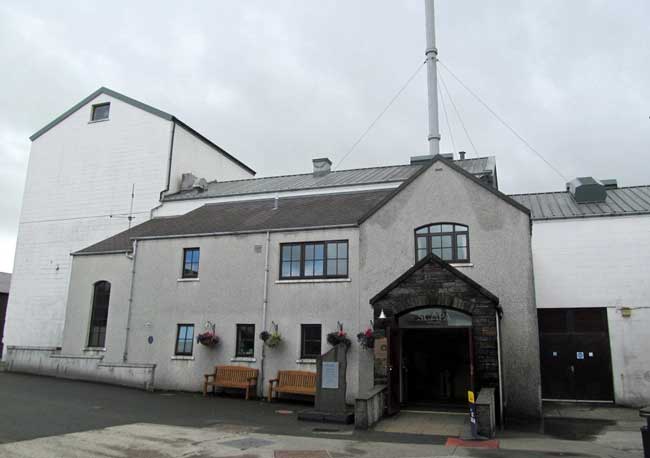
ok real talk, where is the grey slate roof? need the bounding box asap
[75,190,392,255]
[510,186,650,220]
[0,272,11,294]
[30,87,255,175]
[163,157,495,202]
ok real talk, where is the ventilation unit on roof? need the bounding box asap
[566,177,607,203]
[312,158,332,176]
[601,179,618,190]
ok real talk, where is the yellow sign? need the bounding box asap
[467,390,475,403]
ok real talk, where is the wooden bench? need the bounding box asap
[268,370,316,402]
[203,365,259,400]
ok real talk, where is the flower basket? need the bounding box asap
[327,331,351,348]
[266,331,282,348]
[197,331,220,347]
[357,328,375,349]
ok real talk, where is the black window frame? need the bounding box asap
[182,247,200,279]
[414,223,470,263]
[235,324,256,358]
[175,324,194,356]
[91,102,110,121]
[87,280,111,348]
[279,240,349,280]
[300,324,322,359]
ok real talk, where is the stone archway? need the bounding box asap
[370,254,501,414]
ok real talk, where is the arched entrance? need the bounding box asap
[370,254,501,416]
[399,307,472,407]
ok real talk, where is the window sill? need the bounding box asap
[171,355,194,361]
[83,347,106,352]
[88,118,109,124]
[276,278,351,284]
[450,263,474,268]
[231,357,256,363]
[177,278,200,282]
[296,358,317,365]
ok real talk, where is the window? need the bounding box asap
[91,103,110,121]
[236,324,255,357]
[415,223,469,262]
[88,281,111,348]
[182,248,200,278]
[280,241,348,279]
[300,324,322,359]
[175,324,194,355]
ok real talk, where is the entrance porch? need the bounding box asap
[369,253,502,435]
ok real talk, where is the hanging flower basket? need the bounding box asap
[259,330,283,348]
[266,331,282,348]
[357,328,375,349]
[327,330,351,348]
[197,330,220,347]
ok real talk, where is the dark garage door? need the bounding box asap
[538,308,614,401]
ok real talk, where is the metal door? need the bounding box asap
[386,326,401,415]
[538,308,614,401]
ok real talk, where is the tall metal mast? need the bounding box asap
[424,0,441,156]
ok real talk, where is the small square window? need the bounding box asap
[182,248,200,278]
[236,324,255,357]
[91,103,110,121]
[175,324,194,356]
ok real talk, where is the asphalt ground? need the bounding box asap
[0,372,447,446]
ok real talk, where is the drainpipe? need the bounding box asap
[496,309,504,429]
[259,231,271,397]
[123,239,138,362]
[151,121,177,217]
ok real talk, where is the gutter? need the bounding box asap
[123,239,138,362]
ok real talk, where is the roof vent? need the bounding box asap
[440,153,454,160]
[180,173,208,192]
[193,178,208,192]
[410,155,434,166]
[601,179,618,190]
[458,151,466,160]
[567,177,607,203]
[180,173,198,191]
[312,158,332,177]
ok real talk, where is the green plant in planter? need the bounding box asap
[266,331,282,348]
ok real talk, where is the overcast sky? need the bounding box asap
[1,1,648,272]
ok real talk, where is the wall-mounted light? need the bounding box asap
[621,307,632,318]
[378,309,386,320]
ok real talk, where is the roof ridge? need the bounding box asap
[197,163,421,186]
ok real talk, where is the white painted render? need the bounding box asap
[3,91,253,355]
[532,215,650,405]
[167,123,253,194]
[153,182,402,217]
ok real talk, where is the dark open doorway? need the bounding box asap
[402,327,471,407]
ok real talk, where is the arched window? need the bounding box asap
[88,281,111,348]
[415,223,470,262]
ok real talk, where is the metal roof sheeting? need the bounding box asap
[163,157,495,201]
[510,186,650,220]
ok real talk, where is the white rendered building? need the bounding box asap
[3,88,255,354]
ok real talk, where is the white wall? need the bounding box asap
[4,93,173,351]
[167,124,253,194]
[532,215,650,406]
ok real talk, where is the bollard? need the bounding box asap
[641,407,650,458]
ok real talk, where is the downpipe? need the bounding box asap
[123,239,138,362]
[496,309,504,429]
[259,231,271,397]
